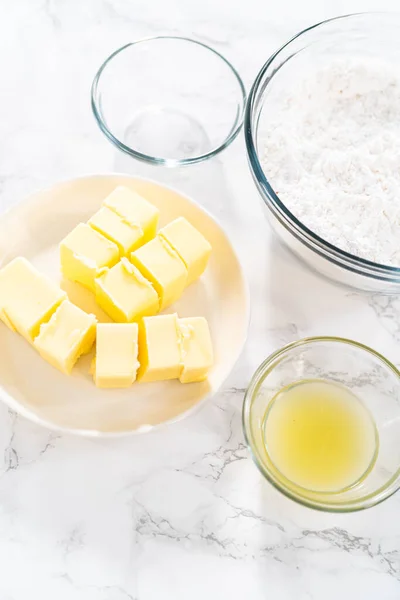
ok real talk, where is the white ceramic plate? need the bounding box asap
[0,175,249,436]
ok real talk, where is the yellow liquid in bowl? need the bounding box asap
[263,380,378,493]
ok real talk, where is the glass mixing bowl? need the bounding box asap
[243,337,400,512]
[245,13,400,292]
[92,36,246,166]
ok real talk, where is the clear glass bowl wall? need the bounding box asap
[92,36,246,166]
[243,337,400,512]
[245,13,400,292]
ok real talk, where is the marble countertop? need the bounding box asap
[1,1,400,598]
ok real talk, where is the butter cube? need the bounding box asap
[103,186,159,249]
[95,258,159,323]
[0,257,66,341]
[159,217,212,285]
[178,317,213,383]
[60,223,119,292]
[88,206,143,257]
[93,323,139,388]
[131,236,187,310]
[138,313,181,382]
[34,300,97,374]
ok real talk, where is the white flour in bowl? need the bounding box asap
[261,59,400,267]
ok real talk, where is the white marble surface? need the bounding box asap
[0,1,400,598]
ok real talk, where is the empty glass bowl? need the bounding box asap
[91,36,246,166]
[243,337,400,512]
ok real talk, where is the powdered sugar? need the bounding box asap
[261,60,400,267]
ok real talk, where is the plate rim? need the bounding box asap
[0,172,251,437]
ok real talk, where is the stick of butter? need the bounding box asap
[95,258,159,323]
[138,313,182,382]
[159,217,212,285]
[88,206,144,257]
[93,323,139,388]
[178,317,213,383]
[103,186,159,249]
[0,257,67,342]
[131,236,187,310]
[137,313,213,384]
[60,223,119,292]
[34,300,97,374]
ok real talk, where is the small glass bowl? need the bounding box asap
[243,337,400,512]
[91,36,246,166]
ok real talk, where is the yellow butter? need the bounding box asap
[178,317,213,383]
[95,258,159,323]
[131,236,187,310]
[103,186,159,249]
[88,206,143,257]
[34,300,97,375]
[138,313,181,382]
[159,217,212,285]
[0,257,66,342]
[93,323,139,388]
[60,223,119,292]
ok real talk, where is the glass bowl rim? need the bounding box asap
[242,335,400,512]
[244,12,400,282]
[91,35,246,167]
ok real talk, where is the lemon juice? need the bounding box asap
[263,379,378,492]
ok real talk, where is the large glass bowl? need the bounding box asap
[245,13,400,292]
[92,36,246,166]
[243,337,400,512]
